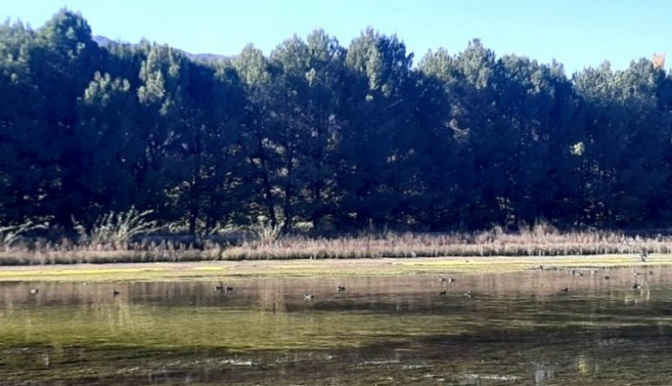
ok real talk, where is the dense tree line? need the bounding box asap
[2,9,672,234]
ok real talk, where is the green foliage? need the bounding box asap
[3,9,672,236]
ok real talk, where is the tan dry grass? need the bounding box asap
[0,240,224,265]
[222,228,669,260]
[0,224,668,265]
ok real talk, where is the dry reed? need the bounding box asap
[0,222,669,265]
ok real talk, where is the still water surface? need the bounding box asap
[1,265,672,385]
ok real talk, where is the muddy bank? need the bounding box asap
[0,254,667,282]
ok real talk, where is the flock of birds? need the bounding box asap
[209,279,473,301]
[212,283,347,300]
[212,280,352,301]
[544,249,652,294]
[436,277,473,298]
[26,249,653,300]
[28,287,120,296]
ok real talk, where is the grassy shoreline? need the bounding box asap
[0,254,669,282]
[2,225,671,266]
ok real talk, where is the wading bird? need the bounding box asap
[640,249,648,262]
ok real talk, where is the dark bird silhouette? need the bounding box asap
[649,271,654,275]
[561,287,569,293]
[439,290,447,297]
[214,284,233,293]
[111,290,120,296]
[337,286,346,292]
[604,276,610,280]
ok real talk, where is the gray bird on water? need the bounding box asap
[214,284,233,293]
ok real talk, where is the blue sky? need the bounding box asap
[3,0,670,75]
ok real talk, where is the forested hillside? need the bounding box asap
[2,9,672,235]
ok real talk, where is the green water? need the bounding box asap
[1,266,672,385]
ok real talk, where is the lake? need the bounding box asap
[1,265,671,385]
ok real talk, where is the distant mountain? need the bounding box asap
[93,35,235,63]
[93,35,114,47]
